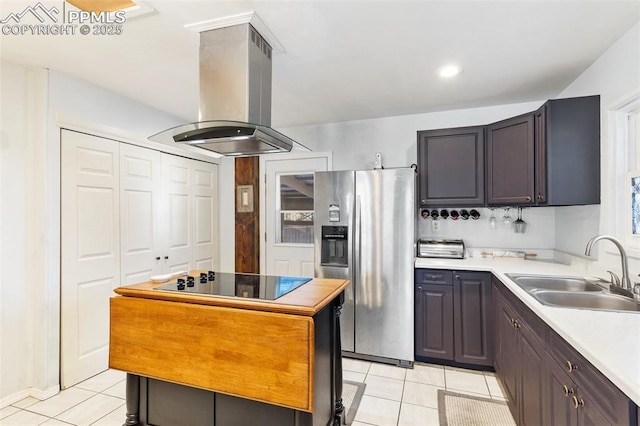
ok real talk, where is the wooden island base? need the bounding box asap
[109,274,348,426]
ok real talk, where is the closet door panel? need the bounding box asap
[191,160,219,272]
[61,130,120,388]
[120,143,162,284]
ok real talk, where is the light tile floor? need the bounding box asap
[344,358,509,426]
[1,370,127,426]
[1,360,508,426]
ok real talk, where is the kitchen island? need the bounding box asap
[109,271,349,426]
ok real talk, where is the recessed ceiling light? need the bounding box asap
[438,65,461,79]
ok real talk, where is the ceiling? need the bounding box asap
[1,0,639,128]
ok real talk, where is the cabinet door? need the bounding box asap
[519,323,546,426]
[453,272,493,366]
[545,95,600,206]
[577,396,611,426]
[545,353,577,426]
[487,114,535,204]
[415,284,454,360]
[491,279,502,372]
[417,126,485,206]
[498,300,519,411]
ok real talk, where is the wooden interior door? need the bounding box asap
[61,130,120,388]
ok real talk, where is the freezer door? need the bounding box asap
[313,171,355,352]
[354,168,415,362]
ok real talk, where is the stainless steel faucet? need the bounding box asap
[585,235,632,291]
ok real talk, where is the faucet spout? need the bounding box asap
[585,235,631,291]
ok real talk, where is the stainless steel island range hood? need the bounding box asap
[150,23,300,156]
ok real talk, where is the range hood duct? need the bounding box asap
[150,23,299,156]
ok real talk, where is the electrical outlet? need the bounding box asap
[432,219,440,233]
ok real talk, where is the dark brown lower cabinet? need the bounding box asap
[493,277,638,426]
[546,353,578,426]
[415,269,493,367]
[415,282,454,360]
[519,322,545,426]
[495,277,545,424]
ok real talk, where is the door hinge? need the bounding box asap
[264,232,267,242]
[264,174,266,183]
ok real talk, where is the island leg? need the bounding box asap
[124,373,140,426]
[333,292,345,426]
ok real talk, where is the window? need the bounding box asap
[609,90,640,252]
[276,173,314,244]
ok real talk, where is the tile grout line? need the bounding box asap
[87,402,125,426]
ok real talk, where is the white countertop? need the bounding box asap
[415,256,640,405]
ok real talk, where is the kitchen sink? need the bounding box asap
[506,274,604,292]
[533,291,640,312]
[505,273,640,313]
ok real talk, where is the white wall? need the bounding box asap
[0,63,31,404]
[417,207,556,250]
[0,62,206,405]
[555,21,640,277]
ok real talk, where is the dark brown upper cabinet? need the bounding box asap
[417,95,599,208]
[540,95,600,206]
[486,114,535,205]
[487,95,600,206]
[417,126,485,207]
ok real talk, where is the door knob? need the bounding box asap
[155,256,161,260]
[164,256,169,260]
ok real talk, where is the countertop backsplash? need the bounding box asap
[417,206,556,249]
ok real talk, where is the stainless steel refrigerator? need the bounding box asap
[314,168,415,367]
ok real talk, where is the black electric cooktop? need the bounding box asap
[153,272,312,300]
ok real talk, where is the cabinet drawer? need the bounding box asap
[415,269,453,286]
[548,331,633,425]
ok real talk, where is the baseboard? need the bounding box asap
[0,389,30,409]
[30,385,60,401]
[0,385,60,409]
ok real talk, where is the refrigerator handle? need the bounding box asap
[353,195,361,288]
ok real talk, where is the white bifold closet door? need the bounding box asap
[120,143,163,285]
[61,130,121,388]
[61,130,219,388]
[161,153,218,273]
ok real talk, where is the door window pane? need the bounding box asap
[277,173,314,244]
